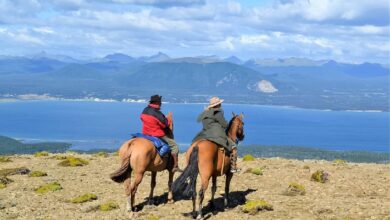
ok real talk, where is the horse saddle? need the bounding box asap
[131,133,171,157]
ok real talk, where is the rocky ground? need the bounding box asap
[0,152,389,220]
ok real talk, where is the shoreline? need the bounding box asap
[2,135,388,164]
[0,97,387,113]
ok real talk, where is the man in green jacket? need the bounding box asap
[192,97,240,173]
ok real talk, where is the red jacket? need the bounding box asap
[140,104,172,137]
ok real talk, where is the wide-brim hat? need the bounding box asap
[207,96,224,109]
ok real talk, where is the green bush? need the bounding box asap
[148,215,159,220]
[333,159,347,165]
[94,152,108,158]
[35,182,62,194]
[250,167,263,175]
[58,156,89,167]
[311,170,329,183]
[241,200,273,214]
[69,193,98,203]
[52,155,68,160]
[29,171,48,177]
[284,182,306,196]
[0,156,12,163]
[243,154,255,161]
[0,167,30,176]
[99,201,119,211]
[34,151,49,157]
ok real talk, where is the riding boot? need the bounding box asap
[171,153,183,173]
[230,147,240,173]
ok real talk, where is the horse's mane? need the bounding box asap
[226,116,237,135]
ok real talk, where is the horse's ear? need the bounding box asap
[232,112,236,117]
[239,112,244,119]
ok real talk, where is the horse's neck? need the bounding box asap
[227,121,238,142]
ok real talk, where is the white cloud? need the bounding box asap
[218,37,235,50]
[353,25,385,34]
[0,0,388,64]
[240,34,270,46]
[33,27,55,34]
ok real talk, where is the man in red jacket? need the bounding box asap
[141,95,182,172]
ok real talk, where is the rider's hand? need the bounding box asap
[167,112,173,118]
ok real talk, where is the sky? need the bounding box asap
[0,0,389,64]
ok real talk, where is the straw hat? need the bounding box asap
[206,96,224,109]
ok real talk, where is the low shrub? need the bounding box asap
[34,151,49,157]
[99,201,119,211]
[283,182,306,196]
[311,170,329,183]
[148,215,159,220]
[0,167,30,176]
[333,159,347,165]
[58,156,89,167]
[94,152,108,158]
[29,171,48,177]
[241,200,273,214]
[70,193,98,203]
[250,167,263,175]
[243,154,255,161]
[35,182,62,194]
[52,155,68,160]
[0,156,12,163]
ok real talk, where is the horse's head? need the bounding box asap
[165,112,174,139]
[227,112,245,143]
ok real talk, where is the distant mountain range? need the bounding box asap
[0,52,388,111]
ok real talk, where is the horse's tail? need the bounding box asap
[172,146,199,199]
[110,140,133,183]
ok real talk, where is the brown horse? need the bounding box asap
[172,113,245,219]
[110,115,175,212]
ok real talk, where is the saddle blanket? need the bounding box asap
[131,133,171,157]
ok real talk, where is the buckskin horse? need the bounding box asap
[110,115,175,212]
[172,113,245,220]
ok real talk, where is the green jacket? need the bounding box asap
[192,108,233,150]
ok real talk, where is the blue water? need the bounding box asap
[0,101,388,152]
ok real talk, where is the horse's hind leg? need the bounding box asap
[124,172,132,211]
[210,175,217,209]
[148,171,157,205]
[197,177,210,220]
[130,172,144,212]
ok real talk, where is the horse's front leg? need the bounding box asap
[167,170,174,203]
[148,171,157,205]
[224,172,233,208]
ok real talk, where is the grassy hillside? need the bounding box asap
[0,135,71,155]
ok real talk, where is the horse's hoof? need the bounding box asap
[167,199,174,204]
[148,199,154,206]
[196,214,203,220]
[126,203,132,212]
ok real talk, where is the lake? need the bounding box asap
[0,101,388,152]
